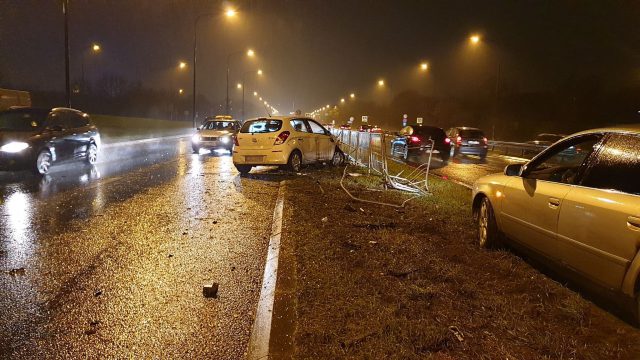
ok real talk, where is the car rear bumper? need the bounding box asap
[232,148,290,165]
[457,146,488,155]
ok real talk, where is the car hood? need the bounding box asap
[0,130,38,145]
[198,130,235,136]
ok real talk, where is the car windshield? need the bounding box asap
[240,119,283,133]
[202,121,237,131]
[0,109,47,131]
[413,127,445,140]
[459,129,484,138]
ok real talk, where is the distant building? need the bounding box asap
[0,88,31,110]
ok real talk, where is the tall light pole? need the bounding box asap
[226,48,255,115]
[63,0,70,107]
[192,8,237,128]
[240,69,263,121]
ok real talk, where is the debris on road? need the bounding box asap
[449,326,464,342]
[203,283,219,298]
[321,217,328,224]
[348,173,362,177]
[94,290,103,297]
[344,203,357,212]
[8,268,26,276]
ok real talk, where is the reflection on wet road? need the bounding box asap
[0,137,285,358]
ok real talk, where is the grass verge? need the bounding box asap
[92,114,192,142]
[281,163,640,359]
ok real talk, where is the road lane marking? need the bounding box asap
[247,180,286,359]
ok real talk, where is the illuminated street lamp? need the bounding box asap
[237,83,242,89]
[340,98,345,103]
[420,62,429,71]
[378,79,385,87]
[92,43,101,52]
[253,91,258,96]
[350,93,355,99]
[179,61,187,70]
[226,48,256,115]
[178,88,184,95]
[225,8,237,18]
[470,34,481,45]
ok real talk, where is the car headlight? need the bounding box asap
[220,136,230,144]
[192,134,201,143]
[0,142,29,153]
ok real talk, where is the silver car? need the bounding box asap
[191,118,240,153]
[472,125,640,319]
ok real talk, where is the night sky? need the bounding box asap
[1,0,639,114]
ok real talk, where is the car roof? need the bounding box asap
[245,116,312,122]
[571,124,640,137]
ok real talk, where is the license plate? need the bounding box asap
[468,140,479,145]
[245,155,264,163]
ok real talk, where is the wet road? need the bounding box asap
[429,153,527,186]
[0,137,284,358]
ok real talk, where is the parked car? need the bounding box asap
[232,117,343,174]
[339,124,352,130]
[446,126,488,159]
[369,125,383,133]
[358,124,372,132]
[0,107,100,175]
[527,133,566,146]
[472,125,640,320]
[390,125,451,162]
[192,117,240,153]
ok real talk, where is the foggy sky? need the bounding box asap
[1,0,639,114]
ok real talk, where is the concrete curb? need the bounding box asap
[247,180,287,359]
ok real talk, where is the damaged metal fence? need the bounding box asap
[332,129,434,196]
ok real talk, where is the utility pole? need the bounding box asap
[63,0,71,107]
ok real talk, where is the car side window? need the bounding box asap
[291,119,310,133]
[68,112,89,129]
[524,134,602,184]
[307,120,327,135]
[580,134,640,195]
[46,112,65,128]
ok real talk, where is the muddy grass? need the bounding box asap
[281,164,640,359]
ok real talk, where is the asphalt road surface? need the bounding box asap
[0,137,283,358]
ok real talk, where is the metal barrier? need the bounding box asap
[487,140,547,159]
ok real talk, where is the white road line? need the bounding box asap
[247,180,286,359]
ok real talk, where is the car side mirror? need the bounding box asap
[504,163,524,176]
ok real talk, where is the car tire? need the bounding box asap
[287,150,303,172]
[34,149,52,176]
[478,197,500,249]
[235,164,252,174]
[402,146,409,160]
[330,148,344,166]
[86,143,98,165]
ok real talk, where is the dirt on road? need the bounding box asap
[280,165,640,359]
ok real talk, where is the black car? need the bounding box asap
[391,125,451,162]
[0,107,101,175]
[446,126,488,159]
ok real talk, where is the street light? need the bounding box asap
[340,98,345,103]
[226,48,256,115]
[225,8,237,18]
[80,43,103,95]
[420,62,429,71]
[178,89,184,95]
[253,91,258,96]
[237,83,242,89]
[470,34,481,45]
[350,93,355,99]
[378,79,385,87]
[92,43,101,52]
[179,61,187,70]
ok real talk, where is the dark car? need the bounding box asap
[446,126,488,159]
[391,125,451,162]
[0,107,100,175]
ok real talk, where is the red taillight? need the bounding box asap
[274,131,290,145]
[483,137,488,144]
[409,136,421,143]
[234,136,239,146]
[444,137,451,144]
[456,136,462,145]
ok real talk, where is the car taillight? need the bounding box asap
[409,136,421,143]
[274,131,290,145]
[483,137,488,144]
[234,136,239,146]
[456,136,462,145]
[444,137,451,144]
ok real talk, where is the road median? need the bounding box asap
[279,165,640,358]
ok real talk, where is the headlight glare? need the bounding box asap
[220,136,230,144]
[192,134,201,143]
[0,142,29,153]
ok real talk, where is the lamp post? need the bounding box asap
[240,69,263,121]
[226,48,255,115]
[63,0,70,107]
[192,8,237,128]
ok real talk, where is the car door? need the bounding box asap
[290,119,315,163]
[500,134,603,258]
[307,119,334,161]
[44,110,74,161]
[557,133,640,290]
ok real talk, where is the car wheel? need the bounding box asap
[287,150,302,172]
[402,146,409,160]
[235,164,252,174]
[480,152,487,160]
[34,149,52,176]
[330,148,344,166]
[478,197,500,248]
[86,143,98,164]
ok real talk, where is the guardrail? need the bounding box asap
[487,140,547,159]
